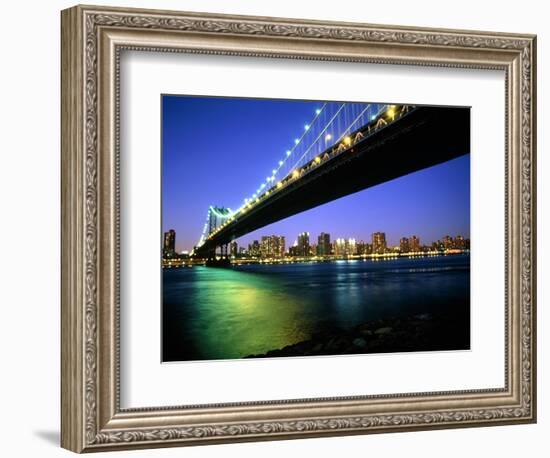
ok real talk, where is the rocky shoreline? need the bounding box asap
[245,311,469,358]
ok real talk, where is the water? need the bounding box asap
[162,254,470,362]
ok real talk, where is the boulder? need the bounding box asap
[375,326,393,336]
[352,337,367,348]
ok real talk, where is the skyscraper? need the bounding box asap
[399,237,410,253]
[163,229,176,257]
[297,232,310,256]
[248,240,261,258]
[289,245,299,257]
[260,236,270,258]
[372,232,387,254]
[443,235,454,250]
[260,235,285,258]
[409,235,420,252]
[317,232,331,256]
[347,238,357,255]
[277,236,286,257]
[334,238,346,256]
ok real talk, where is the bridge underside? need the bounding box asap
[195,106,470,257]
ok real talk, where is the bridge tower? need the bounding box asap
[202,206,232,265]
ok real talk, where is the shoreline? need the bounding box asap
[244,311,470,359]
[163,250,470,269]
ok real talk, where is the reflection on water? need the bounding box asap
[162,254,470,362]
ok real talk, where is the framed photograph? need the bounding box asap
[61,4,537,453]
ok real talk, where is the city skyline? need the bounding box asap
[163,227,469,259]
[162,95,470,253]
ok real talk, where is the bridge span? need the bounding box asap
[194,105,469,258]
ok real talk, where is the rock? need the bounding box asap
[325,338,338,351]
[243,311,465,358]
[312,343,323,353]
[326,336,348,351]
[352,337,367,348]
[375,326,393,336]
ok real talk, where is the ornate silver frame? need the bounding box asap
[61,4,537,453]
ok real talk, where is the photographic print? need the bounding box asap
[161,96,471,363]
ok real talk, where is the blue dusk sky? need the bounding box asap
[162,95,470,253]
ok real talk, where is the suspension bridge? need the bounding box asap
[191,102,470,261]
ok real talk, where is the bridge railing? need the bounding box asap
[239,103,388,207]
[284,102,387,179]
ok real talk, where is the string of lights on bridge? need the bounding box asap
[195,103,407,250]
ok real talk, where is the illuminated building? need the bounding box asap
[372,232,387,254]
[410,235,420,252]
[163,229,176,258]
[455,235,466,249]
[317,232,331,256]
[278,236,286,257]
[347,238,357,255]
[297,232,310,256]
[443,235,454,249]
[260,235,286,258]
[248,240,261,258]
[334,238,346,256]
[400,237,410,253]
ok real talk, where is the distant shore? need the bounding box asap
[163,249,470,268]
[244,310,470,359]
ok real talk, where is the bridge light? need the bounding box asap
[272,169,277,175]
[344,136,352,145]
[277,181,283,189]
[286,150,292,156]
[325,133,332,141]
[292,170,300,179]
[387,107,395,118]
[304,124,310,131]
[294,138,300,144]
[261,183,265,189]
[314,156,321,164]
[315,108,322,115]
[279,160,283,166]
[371,115,376,121]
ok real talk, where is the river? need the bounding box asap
[162,254,470,362]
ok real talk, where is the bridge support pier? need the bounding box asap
[204,244,231,268]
